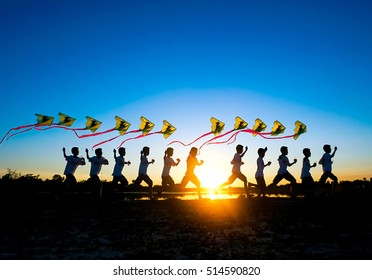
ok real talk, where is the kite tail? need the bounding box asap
[207,129,255,146]
[207,131,240,146]
[33,124,87,132]
[0,124,41,144]
[92,135,121,149]
[4,123,69,142]
[167,131,212,147]
[207,128,271,146]
[72,128,116,138]
[5,128,33,142]
[33,124,95,139]
[198,129,235,152]
[92,129,142,149]
[258,134,295,140]
[226,132,240,145]
[118,131,161,147]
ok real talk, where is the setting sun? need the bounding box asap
[198,165,226,190]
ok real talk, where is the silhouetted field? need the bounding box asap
[1,177,372,259]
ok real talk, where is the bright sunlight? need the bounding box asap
[198,165,226,190]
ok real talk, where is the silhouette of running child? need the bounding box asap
[86,148,109,198]
[219,145,250,197]
[301,148,316,197]
[268,146,297,197]
[180,147,204,199]
[319,144,338,186]
[112,147,131,188]
[162,147,180,189]
[132,146,155,199]
[62,147,86,190]
[249,147,271,197]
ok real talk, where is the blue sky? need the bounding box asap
[1,0,371,186]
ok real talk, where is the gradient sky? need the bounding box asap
[1,0,371,187]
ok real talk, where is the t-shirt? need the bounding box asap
[319,153,332,172]
[255,157,265,178]
[162,157,177,177]
[231,153,243,173]
[301,158,311,178]
[278,155,289,174]
[139,155,150,175]
[64,156,85,175]
[112,156,125,177]
[89,156,108,176]
[186,155,198,175]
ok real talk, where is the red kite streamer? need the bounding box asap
[168,117,224,147]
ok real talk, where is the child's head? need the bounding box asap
[142,146,150,156]
[71,147,79,156]
[258,147,267,157]
[236,144,244,153]
[190,147,198,156]
[280,146,288,155]
[303,148,311,157]
[165,147,174,157]
[95,148,103,157]
[118,147,126,156]
[323,144,331,153]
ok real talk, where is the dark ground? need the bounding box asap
[1,190,372,260]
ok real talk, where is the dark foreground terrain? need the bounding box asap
[1,189,372,260]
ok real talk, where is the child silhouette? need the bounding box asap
[180,147,204,199]
[86,148,109,198]
[162,147,180,189]
[219,145,250,197]
[319,144,338,186]
[62,147,85,190]
[250,147,271,197]
[301,148,316,197]
[268,146,297,197]
[132,146,155,199]
[112,147,131,188]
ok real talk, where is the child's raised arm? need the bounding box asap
[85,148,90,160]
[331,146,337,158]
[62,147,67,159]
[241,146,248,157]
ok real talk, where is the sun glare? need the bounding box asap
[198,166,226,190]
